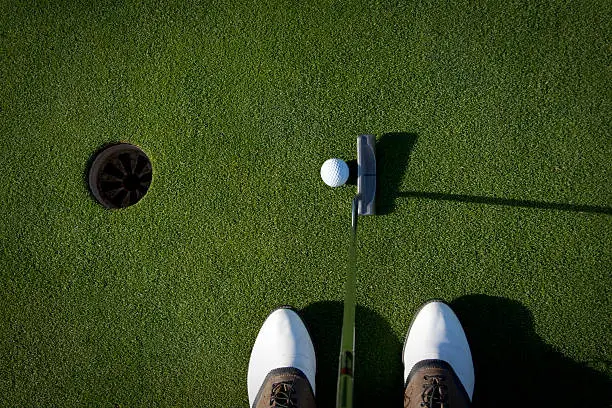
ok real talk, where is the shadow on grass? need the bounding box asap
[451,295,612,407]
[362,131,611,216]
[300,297,611,407]
[301,301,403,407]
[376,132,418,215]
[398,191,612,215]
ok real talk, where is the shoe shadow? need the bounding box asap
[451,295,612,408]
[301,301,403,408]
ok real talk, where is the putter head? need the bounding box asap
[357,135,376,215]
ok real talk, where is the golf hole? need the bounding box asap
[88,143,152,209]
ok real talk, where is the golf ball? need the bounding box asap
[321,158,349,187]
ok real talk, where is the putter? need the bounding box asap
[336,135,376,408]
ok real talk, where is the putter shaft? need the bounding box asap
[336,196,359,408]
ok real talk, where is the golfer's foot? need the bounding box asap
[402,301,474,408]
[248,307,316,408]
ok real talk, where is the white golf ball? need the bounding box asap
[321,158,349,187]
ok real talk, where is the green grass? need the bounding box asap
[1,0,611,406]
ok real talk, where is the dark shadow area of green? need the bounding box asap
[398,191,612,215]
[376,132,419,215]
[370,131,610,216]
[451,295,612,407]
[301,301,403,407]
[299,297,611,407]
[345,159,358,186]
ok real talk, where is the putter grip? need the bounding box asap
[336,351,354,408]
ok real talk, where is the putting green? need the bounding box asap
[1,1,610,406]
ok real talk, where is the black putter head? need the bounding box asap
[357,135,376,215]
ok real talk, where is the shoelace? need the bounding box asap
[269,380,297,408]
[420,375,448,408]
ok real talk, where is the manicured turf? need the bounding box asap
[1,0,611,406]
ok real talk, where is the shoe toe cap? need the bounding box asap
[247,308,316,404]
[403,301,474,399]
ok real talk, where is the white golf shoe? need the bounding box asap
[248,307,316,408]
[402,301,475,407]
